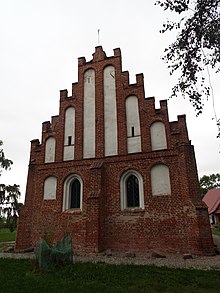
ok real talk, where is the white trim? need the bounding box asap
[120,170,144,210]
[62,174,83,211]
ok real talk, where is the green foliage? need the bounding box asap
[0,260,220,292]
[199,173,220,197]
[0,140,13,173]
[155,0,220,118]
[0,140,21,231]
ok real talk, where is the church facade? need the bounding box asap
[16,47,214,255]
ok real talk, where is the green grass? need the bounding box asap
[0,259,219,293]
[0,228,16,242]
[212,228,220,237]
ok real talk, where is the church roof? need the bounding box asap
[203,188,220,214]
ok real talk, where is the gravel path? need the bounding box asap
[74,252,220,270]
[0,236,219,270]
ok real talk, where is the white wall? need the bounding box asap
[83,69,96,158]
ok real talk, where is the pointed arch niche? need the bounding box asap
[150,121,167,151]
[44,176,57,200]
[83,68,96,158]
[63,107,75,161]
[151,164,171,196]
[104,65,118,156]
[125,96,141,153]
[45,137,56,163]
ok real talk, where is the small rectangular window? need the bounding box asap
[68,136,72,146]
[131,127,135,137]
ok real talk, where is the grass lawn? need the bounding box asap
[0,259,219,293]
[0,228,16,242]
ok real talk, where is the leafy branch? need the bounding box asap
[155,0,220,117]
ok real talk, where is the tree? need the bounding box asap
[155,0,220,131]
[199,173,220,197]
[0,140,21,231]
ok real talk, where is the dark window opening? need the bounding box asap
[131,126,135,137]
[70,179,81,208]
[68,136,72,146]
[126,175,140,207]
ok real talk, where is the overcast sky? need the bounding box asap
[1,0,219,203]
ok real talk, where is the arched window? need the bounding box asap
[70,179,81,208]
[151,164,171,196]
[126,175,140,207]
[63,174,83,211]
[120,170,144,210]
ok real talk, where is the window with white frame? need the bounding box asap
[63,174,83,211]
[120,170,144,210]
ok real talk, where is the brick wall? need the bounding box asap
[15,47,215,255]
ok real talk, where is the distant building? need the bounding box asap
[203,188,220,226]
[16,47,214,255]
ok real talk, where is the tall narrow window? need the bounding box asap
[70,179,81,209]
[126,175,140,207]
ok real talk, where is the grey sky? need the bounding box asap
[1,0,219,202]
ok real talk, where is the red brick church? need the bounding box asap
[16,46,214,255]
